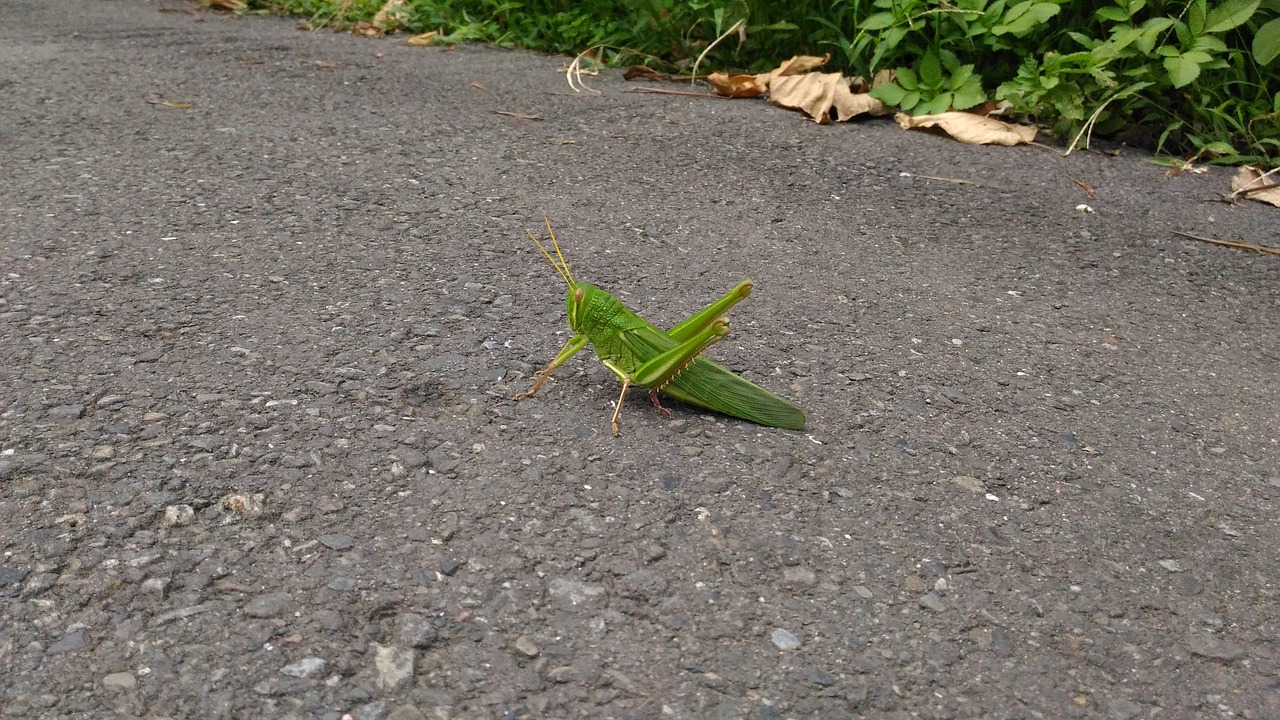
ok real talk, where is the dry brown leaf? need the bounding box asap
[1230,165,1280,207]
[769,72,888,123]
[493,110,542,121]
[471,82,488,91]
[624,66,685,82]
[407,31,438,46]
[772,54,830,77]
[201,0,246,11]
[371,0,408,30]
[146,96,192,109]
[894,112,1037,146]
[707,72,769,98]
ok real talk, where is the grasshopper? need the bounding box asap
[513,218,805,436]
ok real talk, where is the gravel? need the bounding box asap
[2,0,1278,717]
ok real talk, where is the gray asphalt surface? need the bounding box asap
[3,1,1279,718]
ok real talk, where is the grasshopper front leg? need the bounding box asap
[514,333,588,400]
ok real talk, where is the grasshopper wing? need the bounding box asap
[617,324,806,430]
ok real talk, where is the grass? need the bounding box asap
[251,0,1280,166]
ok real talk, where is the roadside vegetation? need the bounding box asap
[253,0,1279,166]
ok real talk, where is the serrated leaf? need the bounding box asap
[897,67,920,90]
[951,79,987,109]
[1254,17,1280,64]
[1205,0,1258,32]
[861,12,895,30]
[1193,35,1228,53]
[1096,6,1131,21]
[1164,54,1202,87]
[919,52,943,88]
[870,81,908,105]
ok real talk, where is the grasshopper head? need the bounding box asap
[565,282,594,334]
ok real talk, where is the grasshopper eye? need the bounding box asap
[573,287,584,302]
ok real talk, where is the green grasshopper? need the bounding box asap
[513,218,805,436]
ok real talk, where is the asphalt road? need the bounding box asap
[2,1,1278,718]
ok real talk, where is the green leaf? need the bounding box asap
[1187,0,1206,36]
[1096,6,1130,21]
[1164,54,1202,87]
[951,78,987,109]
[919,52,943,88]
[861,12,895,31]
[1205,0,1258,33]
[1192,35,1228,53]
[994,1,1060,36]
[918,92,954,115]
[948,64,975,90]
[870,82,907,106]
[1255,17,1280,64]
[897,67,920,90]
[900,90,921,111]
[1137,18,1174,54]
[1200,141,1237,156]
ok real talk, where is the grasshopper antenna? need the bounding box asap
[524,214,574,289]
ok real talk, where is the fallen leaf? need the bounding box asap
[1069,175,1097,198]
[1230,165,1280,207]
[353,22,384,37]
[624,66,685,82]
[407,31,438,46]
[201,0,245,10]
[894,112,1037,146]
[707,72,769,98]
[471,82,488,91]
[146,96,192,109]
[771,54,831,77]
[493,110,542,121]
[769,72,888,123]
[371,0,409,30]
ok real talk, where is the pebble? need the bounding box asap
[140,578,167,596]
[771,628,801,650]
[96,394,126,407]
[48,404,85,419]
[385,705,428,720]
[919,593,947,612]
[280,657,326,678]
[318,534,354,550]
[547,578,607,609]
[352,701,387,720]
[514,635,540,657]
[1187,635,1246,662]
[0,567,28,586]
[782,567,817,587]
[47,629,89,654]
[161,505,195,528]
[327,577,356,592]
[102,672,137,689]
[1106,698,1144,720]
[396,614,438,649]
[373,644,415,691]
[243,593,292,618]
[397,449,428,468]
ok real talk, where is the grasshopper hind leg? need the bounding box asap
[648,390,675,418]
